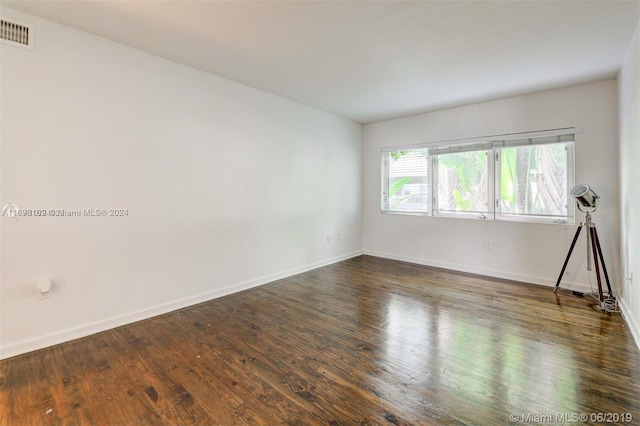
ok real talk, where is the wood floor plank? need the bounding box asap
[110,325,217,425]
[135,316,274,425]
[89,332,165,425]
[1,255,639,425]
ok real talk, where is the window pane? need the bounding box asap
[499,143,568,217]
[437,151,489,214]
[384,149,429,213]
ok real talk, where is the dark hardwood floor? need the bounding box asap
[1,255,639,425]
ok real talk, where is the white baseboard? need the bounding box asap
[363,250,593,294]
[0,250,364,360]
[619,298,640,351]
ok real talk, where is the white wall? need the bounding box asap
[618,22,640,348]
[364,80,620,294]
[0,9,363,359]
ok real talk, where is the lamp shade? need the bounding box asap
[571,184,599,208]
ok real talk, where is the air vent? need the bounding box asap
[1,17,34,50]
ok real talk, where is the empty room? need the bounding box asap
[1,1,640,424]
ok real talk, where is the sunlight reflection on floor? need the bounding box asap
[382,293,580,416]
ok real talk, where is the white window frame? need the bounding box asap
[494,142,575,224]
[380,128,578,225]
[381,148,430,216]
[432,148,494,220]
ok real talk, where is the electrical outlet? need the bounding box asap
[327,234,332,243]
[486,240,492,249]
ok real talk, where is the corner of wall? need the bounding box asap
[617,18,640,352]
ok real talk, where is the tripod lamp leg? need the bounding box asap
[555,224,583,293]
[592,227,613,296]
[589,227,605,302]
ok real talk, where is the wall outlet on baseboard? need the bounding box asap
[486,240,492,249]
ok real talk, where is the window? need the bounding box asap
[380,129,576,224]
[497,143,571,221]
[381,148,429,214]
[435,149,491,217]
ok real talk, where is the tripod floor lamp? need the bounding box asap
[554,184,614,306]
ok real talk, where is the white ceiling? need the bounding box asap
[3,1,639,123]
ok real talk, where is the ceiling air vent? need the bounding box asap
[1,17,34,50]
